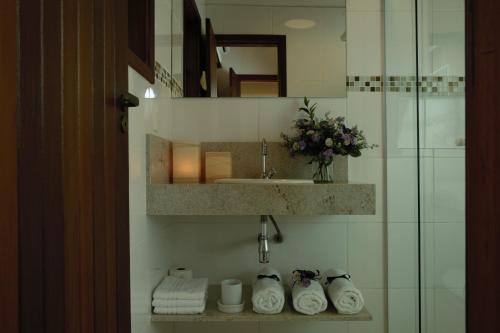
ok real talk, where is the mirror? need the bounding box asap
[171,0,347,98]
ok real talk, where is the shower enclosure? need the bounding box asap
[385,1,465,333]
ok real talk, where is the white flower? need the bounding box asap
[292,142,300,151]
[325,138,334,147]
[306,130,315,135]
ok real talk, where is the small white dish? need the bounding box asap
[217,299,245,313]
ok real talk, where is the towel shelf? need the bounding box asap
[150,285,372,323]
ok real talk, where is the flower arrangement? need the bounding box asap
[281,97,376,183]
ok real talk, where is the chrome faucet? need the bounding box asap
[258,139,282,263]
[261,138,276,179]
[258,215,270,263]
[258,215,284,263]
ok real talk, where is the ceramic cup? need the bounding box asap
[221,279,243,305]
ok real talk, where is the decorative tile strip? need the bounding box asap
[154,61,171,88]
[385,75,465,96]
[347,75,465,96]
[346,76,383,92]
[154,61,184,97]
[171,76,183,98]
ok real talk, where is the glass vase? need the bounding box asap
[312,161,334,183]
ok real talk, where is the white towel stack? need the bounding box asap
[290,273,328,315]
[322,269,364,315]
[152,276,208,314]
[252,267,285,314]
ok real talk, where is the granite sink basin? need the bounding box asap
[214,178,314,185]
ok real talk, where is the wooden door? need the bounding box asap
[14,0,130,331]
[206,18,218,97]
[466,1,500,333]
[0,0,19,331]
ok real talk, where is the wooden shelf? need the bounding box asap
[151,285,372,322]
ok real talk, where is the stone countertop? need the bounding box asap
[147,183,375,216]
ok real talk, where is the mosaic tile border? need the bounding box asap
[154,65,466,97]
[347,75,465,96]
[154,61,184,97]
[346,76,383,92]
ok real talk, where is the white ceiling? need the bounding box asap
[204,0,345,8]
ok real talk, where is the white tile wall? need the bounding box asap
[433,288,465,333]
[347,92,384,157]
[433,157,465,223]
[347,10,383,75]
[168,220,349,284]
[433,223,465,289]
[171,99,261,142]
[349,288,386,333]
[388,289,419,333]
[171,97,347,143]
[260,322,348,333]
[348,223,385,288]
[348,157,385,223]
[129,66,177,333]
[384,9,416,76]
[174,322,258,333]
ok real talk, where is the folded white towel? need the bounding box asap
[252,267,285,314]
[152,296,206,308]
[153,276,208,301]
[322,269,364,315]
[291,279,327,315]
[153,303,206,315]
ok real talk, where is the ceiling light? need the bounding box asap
[285,19,316,30]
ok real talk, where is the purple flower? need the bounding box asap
[323,148,334,157]
[301,279,311,288]
[299,140,307,151]
[312,134,321,142]
[342,134,352,145]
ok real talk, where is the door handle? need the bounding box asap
[118,92,139,109]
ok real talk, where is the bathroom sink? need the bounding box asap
[214,178,314,185]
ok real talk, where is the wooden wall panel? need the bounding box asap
[466,1,500,333]
[41,0,65,331]
[18,0,45,331]
[0,0,19,331]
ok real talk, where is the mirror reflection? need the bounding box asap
[172,0,347,98]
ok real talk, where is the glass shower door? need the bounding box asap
[385,0,465,332]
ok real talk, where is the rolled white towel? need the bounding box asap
[153,276,208,301]
[290,275,327,315]
[153,303,206,315]
[322,269,364,315]
[252,267,285,314]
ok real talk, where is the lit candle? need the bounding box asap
[172,143,201,183]
[205,152,232,183]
